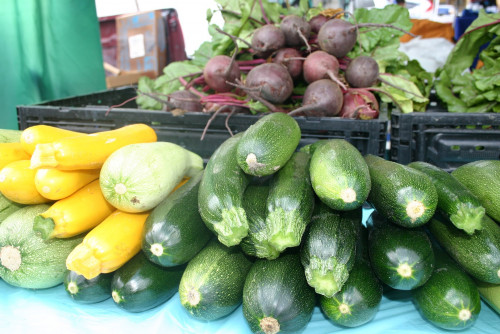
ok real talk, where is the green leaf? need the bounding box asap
[136,77,163,110]
[442,11,500,79]
[299,0,310,16]
[436,11,500,113]
[247,100,270,114]
[350,5,413,54]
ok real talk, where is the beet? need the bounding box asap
[302,50,346,90]
[309,14,329,34]
[203,55,241,93]
[345,56,379,88]
[245,63,294,104]
[167,90,203,112]
[318,19,415,59]
[251,24,286,58]
[272,47,303,80]
[280,15,311,49]
[289,79,343,117]
[340,89,379,120]
[317,19,357,58]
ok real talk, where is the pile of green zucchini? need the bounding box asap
[63,113,500,332]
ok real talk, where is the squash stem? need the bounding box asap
[30,143,58,169]
[304,257,350,297]
[0,245,22,271]
[66,243,102,280]
[33,215,56,240]
[450,204,485,235]
[214,207,249,247]
[259,317,280,334]
[267,208,307,253]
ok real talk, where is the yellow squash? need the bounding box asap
[66,210,150,280]
[33,179,116,240]
[20,125,85,155]
[30,123,157,170]
[0,142,31,169]
[0,160,51,204]
[35,167,100,200]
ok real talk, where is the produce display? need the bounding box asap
[137,0,433,124]
[1,123,499,333]
[1,1,500,333]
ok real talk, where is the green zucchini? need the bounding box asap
[367,211,434,290]
[178,239,253,321]
[0,191,24,222]
[408,161,485,235]
[142,171,212,267]
[240,184,280,260]
[428,213,500,284]
[452,160,500,222]
[310,139,371,211]
[265,151,315,252]
[111,251,184,313]
[413,248,481,330]
[0,204,84,289]
[236,112,301,177]
[198,133,251,247]
[242,253,315,334]
[364,155,438,228]
[320,253,383,327]
[300,206,360,297]
[64,270,113,304]
[474,279,500,315]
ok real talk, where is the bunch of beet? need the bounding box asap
[141,6,415,124]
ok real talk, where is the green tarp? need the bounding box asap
[0,0,106,130]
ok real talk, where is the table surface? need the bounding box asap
[1,277,499,334]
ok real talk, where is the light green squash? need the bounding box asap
[0,204,84,289]
[99,142,204,213]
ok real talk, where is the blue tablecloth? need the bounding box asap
[1,277,499,334]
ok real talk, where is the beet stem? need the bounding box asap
[106,95,138,116]
[201,105,231,141]
[297,28,312,53]
[220,9,265,26]
[356,23,416,37]
[225,107,237,136]
[326,70,347,91]
[237,59,267,66]
[179,77,206,98]
[258,0,271,25]
[228,79,280,113]
[213,27,241,80]
[288,104,317,116]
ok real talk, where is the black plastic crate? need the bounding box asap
[17,86,388,161]
[391,109,500,172]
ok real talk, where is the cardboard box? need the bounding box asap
[116,10,167,77]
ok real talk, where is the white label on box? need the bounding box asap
[128,34,145,59]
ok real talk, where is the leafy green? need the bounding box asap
[348,5,432,113]
[137,61,203,110]
[137,0,312,111]
[350,5,413,54]
[435,11,500,113]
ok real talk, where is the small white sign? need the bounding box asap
[128,34,145,59]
